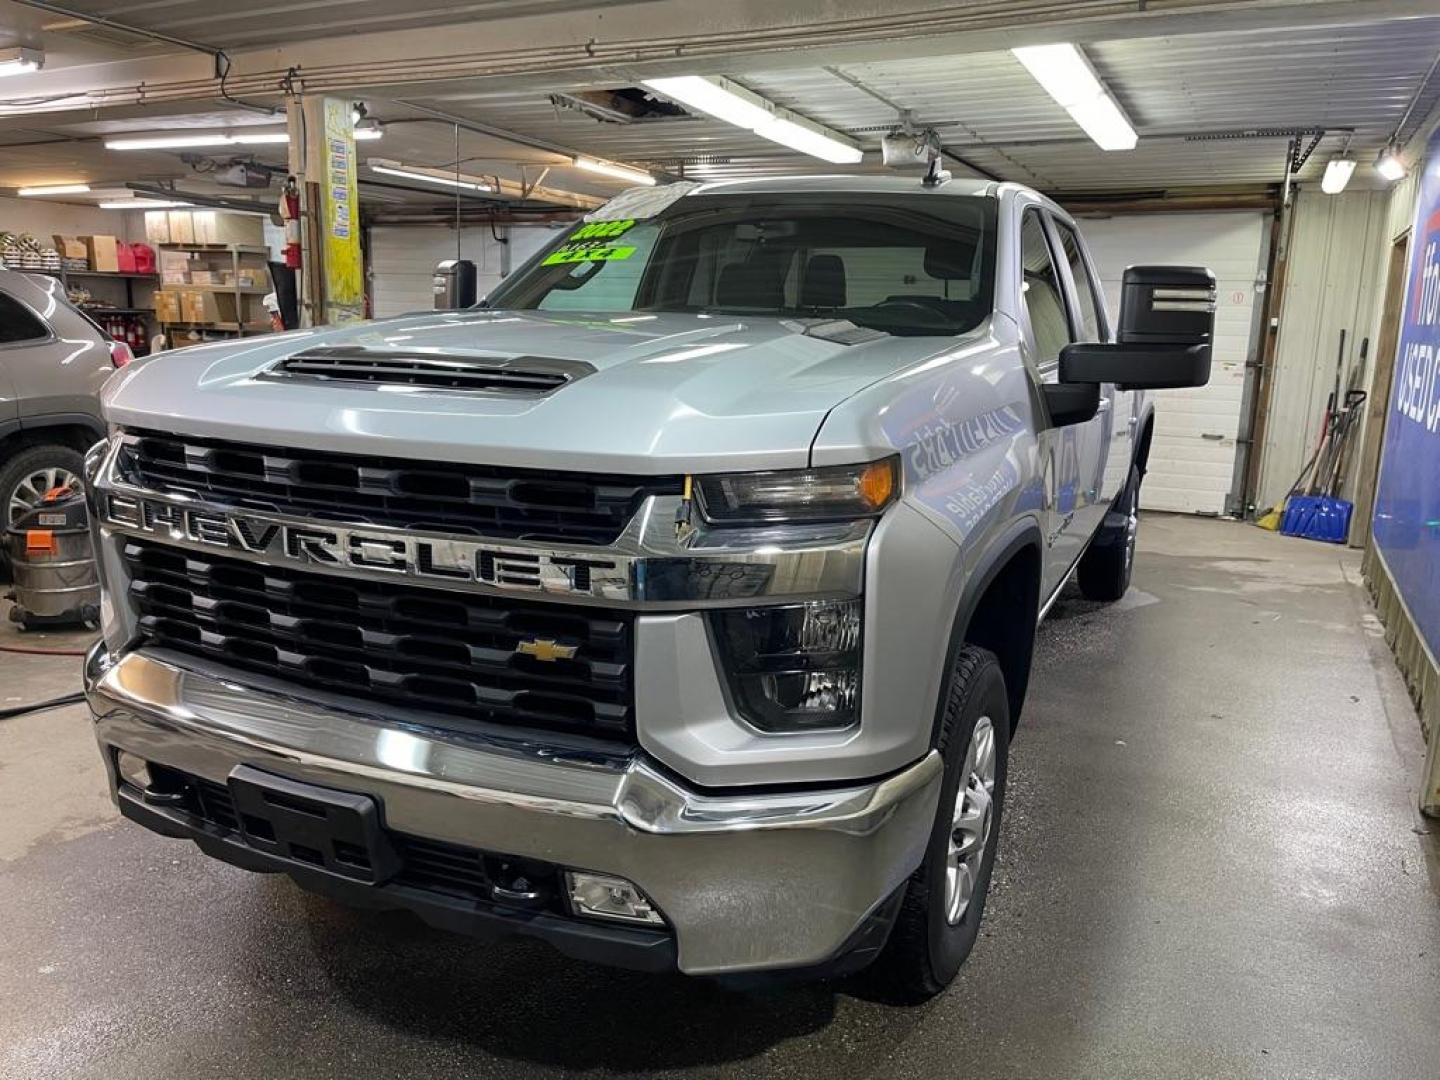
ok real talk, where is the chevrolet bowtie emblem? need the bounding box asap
[515,638,578,663]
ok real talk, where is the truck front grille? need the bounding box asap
[122,540,635,743]
[117,430,680,546]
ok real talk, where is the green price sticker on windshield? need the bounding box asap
[542,218,639,266]
[543,244,637,266]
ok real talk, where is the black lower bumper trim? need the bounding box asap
[117,786,678,973]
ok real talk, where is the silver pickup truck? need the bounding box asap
[82,176,1213,999]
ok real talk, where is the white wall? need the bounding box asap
[1256,189,1390,511]
[0,196,142,244]
[368,222,566,317]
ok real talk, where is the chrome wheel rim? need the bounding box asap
[945,716,996,925]
[1123,503,1138,577]
[7,465,78,526]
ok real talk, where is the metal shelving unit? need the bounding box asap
[157,243,272,340]
[30,266,158,312]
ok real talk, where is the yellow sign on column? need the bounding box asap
[321,97,363,323]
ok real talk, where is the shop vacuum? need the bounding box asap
[4,487,99,630]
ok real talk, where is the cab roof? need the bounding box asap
[681,174,996,199]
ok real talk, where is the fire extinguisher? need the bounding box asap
[280,175,302,270]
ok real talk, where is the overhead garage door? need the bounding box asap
[1078,212,1268,515]
[369,224,562,318]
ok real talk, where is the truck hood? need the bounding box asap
[104,310,970,473]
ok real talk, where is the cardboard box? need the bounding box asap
[237,269,264,288]
[189,270,216,285]
[158,249,190,284]
[154,290,182,324]
[81,235,120,272]
[52,235,87,262]
[183,290,231,324]
[167,211,195,245]
[144,211,170,245]
[193,210,264,247]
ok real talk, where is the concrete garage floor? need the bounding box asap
[2,515,1438,1079]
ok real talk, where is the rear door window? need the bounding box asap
[0,291,49,345]
[1053,220,1106,343]
[1019,210,1072,367]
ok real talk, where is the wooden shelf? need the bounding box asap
[181,284,268,293]
[82,306,153,315]
[161,321,271,332]
[160,243,269,255]
[29,268,158,280]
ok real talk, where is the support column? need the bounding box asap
[287,95,364,327]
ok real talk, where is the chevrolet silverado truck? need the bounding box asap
[83,176,1213,998]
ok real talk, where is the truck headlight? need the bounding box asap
[710,600,862,732]
[695,457,898,525]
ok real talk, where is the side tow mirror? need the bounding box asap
[1060,265,1216,390]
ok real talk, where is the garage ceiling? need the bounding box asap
[20,0,663,50]
[0,0,1436,206]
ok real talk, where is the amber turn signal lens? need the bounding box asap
[856,460,896,510]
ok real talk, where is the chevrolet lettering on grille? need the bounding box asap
[102,492,629,600]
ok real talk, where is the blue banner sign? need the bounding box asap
[1374,127,1440,656]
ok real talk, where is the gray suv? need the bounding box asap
[84,177,1213,998]
[0,267,129,549]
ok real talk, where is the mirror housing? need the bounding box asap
[1059,265,1216,390]
[1041,381,1101,426]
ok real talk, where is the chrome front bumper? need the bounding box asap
[86,644,943,975]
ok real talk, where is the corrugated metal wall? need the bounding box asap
[1256,190,1391,512]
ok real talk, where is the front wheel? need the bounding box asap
[1077,463,1140,602]
[869,645,1010,1001]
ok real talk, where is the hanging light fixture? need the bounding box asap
[1320,157,1357,195]
[1375,145,1407,183]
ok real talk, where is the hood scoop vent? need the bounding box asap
[265,347,594,396]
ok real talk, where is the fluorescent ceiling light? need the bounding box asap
[1320,157,1356,195]
[368,162,495,192]
[106,134,234,150]
[0,47,42,77]
[642,75,862,164]
[572,156,655,185]
[106,130,289,151]
[757,116,860,165]
[98,198,193,209]
[644,76,774,130]
[1375,146,1406,182]
[1011,43,1137,151]
[18,183,91,196]
[354,121,383,141]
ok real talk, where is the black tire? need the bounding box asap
[0,444,86,580]
[1077,463,1140,603]
[869,645,1010,1002]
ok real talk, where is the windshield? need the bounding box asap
[487,192,997,337]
